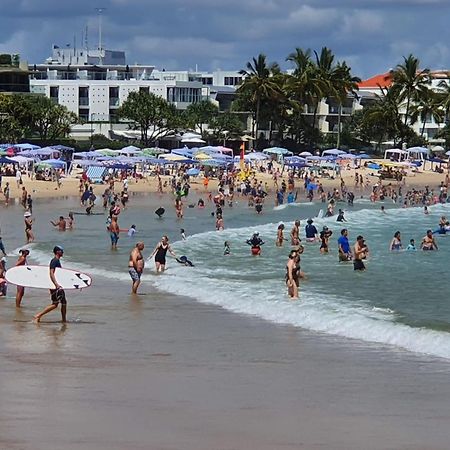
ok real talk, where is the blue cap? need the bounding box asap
[53,245,64,253]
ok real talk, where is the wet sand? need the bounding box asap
[1,283,450,450]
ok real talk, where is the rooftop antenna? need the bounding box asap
[85,24,89,51]
[95,7,106,63]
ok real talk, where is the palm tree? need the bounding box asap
[238,54,282,141]
[363,86,403,149]
[437,79,450,123]
[392,54,431,129]
[330,61,361,147]
[410,87,444,138]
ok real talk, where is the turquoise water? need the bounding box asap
[2,194,450,359]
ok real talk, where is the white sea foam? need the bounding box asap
[148,218,450,360]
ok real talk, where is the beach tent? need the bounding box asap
[262,147,293,156]
[172,147,194,158]
[73,151,99,159]
[118,145,142,156]
[50,145,74,152]
[142,147,169,156]
[86,166,107,183]
[384,148,408,161]
[14,143,40,151]
[161,153,191,161]
[0,156,17,164]
[285,156,307,164]
[44,159,67,170]
[407,146,429,161]
[322,148,347,156]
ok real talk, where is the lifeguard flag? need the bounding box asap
[239,142,245,171]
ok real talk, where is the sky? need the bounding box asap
[1,0,450,79]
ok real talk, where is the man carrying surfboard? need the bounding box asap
[33,246,67,323]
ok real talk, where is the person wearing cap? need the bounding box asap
[128,242,145,294]
[353,235,369,271]
[246,232,265,256]
[305,219,318,242]
[33,246,67,323]
[24,212,34,243]
[15,249,29,307]
[319,226,333,254]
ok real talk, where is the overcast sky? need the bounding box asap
[1,0,450,79]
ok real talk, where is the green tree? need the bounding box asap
[0,94,33,141]
[184,100,218,136]
[209,112,244,143]
[410,88,444,137]
[118,91,182,145]
[392,54,431,130]
[238,54,283,142]
[27,96,77,140]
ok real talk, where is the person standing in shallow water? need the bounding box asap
[15,249,29,307]
[150,236,177,273]
[33,246,67,323]
[128,242,145,294]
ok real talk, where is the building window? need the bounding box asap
[49,86,59,103]
[139,86,149,94]
[224,76,242,86]
[79,86,89,106]
[109,86,119,106]
[167,87,201,104]
[202,77,213,85]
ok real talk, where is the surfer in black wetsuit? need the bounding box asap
[246,232,265,256]
[150,236,177,272]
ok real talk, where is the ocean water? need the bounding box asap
[1,193,450,359]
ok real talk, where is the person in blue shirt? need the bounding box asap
[338,228,352,262]
[406,239,416,251]
[305,219,318,242]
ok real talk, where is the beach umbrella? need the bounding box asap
[161,153,191,161]
[187,168,200,176]
[445,151,450,156]
[262,147,293,156]
[432,145,445,152]
[194,152,211,160]
[0,156,17,164]
[299,151,313,157]
[357,153,371,159]
[142,147,169,156]
[172,147,194,158]
[322,148,347,156]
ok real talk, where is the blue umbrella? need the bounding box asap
[187,168,200,176]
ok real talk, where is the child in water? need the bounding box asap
[406,239,416,251]
[223,241,231,255]
[180,228,186,240]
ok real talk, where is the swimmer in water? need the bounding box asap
[290,220,301,246]
[50,216,67,231]
[305,219,318,242]
[224,241,231,255]
[180,228,186,240]
[285,249,299,299]
[128,225,137,237]
[424,206,429,215]
[336,209,346,222]
[406,239,416,251]
[246,232,265,256]
[420,230,438,251]
[150,236,177,273]
[389,231,402,251]
[353,235,369,271]
[109,215,120,250]
[24,212,34,243]
[319,226,333,254]
[338,228,352,262]
[276,223,286,247]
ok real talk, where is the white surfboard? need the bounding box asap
[317,209,324,219]
[5,265,92,290]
